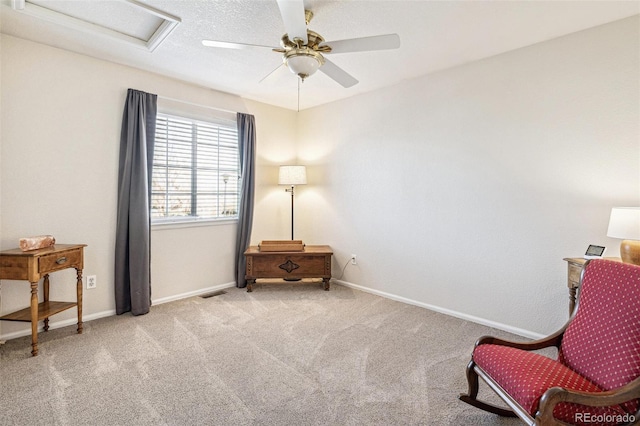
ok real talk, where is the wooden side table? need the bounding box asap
[244,245,333,292]
[563,257,621,316]
[0,244,86,356]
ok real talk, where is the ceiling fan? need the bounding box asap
[201,0,400,88]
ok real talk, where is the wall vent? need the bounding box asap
[200,290,227,299]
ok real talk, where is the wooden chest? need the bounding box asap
[244,245,332,292]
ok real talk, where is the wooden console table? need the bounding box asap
[244,245,333,292]
[563,257,621,316]
[0,244,85,356]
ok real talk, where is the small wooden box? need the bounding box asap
[258,240,305,252]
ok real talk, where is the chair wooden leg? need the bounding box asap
[464,359,480,398]
[459,360,517,418]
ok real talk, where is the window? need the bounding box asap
[151,113,239,223]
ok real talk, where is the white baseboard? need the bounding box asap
[0,281,237,342]
[333,279,545,340]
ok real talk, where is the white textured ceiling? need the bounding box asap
[1,0,639,110]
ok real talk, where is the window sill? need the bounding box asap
[151,218,238,231]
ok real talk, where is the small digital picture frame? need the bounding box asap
[584,244,606,259]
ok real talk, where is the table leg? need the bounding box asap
[43,274,50,331]
[323,278,330,291]
[247,279,254,293]
[76,268,83,334]
[30,281,39,356]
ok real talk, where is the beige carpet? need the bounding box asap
[0,281,526,425]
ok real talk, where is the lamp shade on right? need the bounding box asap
[607,207,640,265]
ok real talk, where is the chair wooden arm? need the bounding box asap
[476,327,565,351]
[535,377,640,425]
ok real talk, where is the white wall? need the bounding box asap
[0,35,296,339]
[295,16,640,337]
[1,15,638,341]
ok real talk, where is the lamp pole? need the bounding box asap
[287,185,295,240]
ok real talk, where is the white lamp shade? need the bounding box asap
[285,55,321,78]
[278,165,307,185]
[607,207,640,240]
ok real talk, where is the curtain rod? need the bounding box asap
[157,95,237,115]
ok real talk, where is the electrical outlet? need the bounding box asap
[87,275,97,289]
[351,254,357,265]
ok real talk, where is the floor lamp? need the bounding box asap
[278,165,307,240]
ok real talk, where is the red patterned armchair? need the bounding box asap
[459,259,640,425]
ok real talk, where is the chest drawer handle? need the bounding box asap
[56,257,68,265]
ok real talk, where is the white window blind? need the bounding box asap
[151,113,239,222]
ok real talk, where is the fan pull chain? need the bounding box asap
[297,77,300,112]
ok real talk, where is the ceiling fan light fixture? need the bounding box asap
[284,49,324,81]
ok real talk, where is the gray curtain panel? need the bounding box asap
[235,113,256,287]
[115,89,157,315]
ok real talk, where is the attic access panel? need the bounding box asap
[11,0,180,51]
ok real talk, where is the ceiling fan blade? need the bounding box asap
[320,58,358,88]
[323,34,400,54]
[276,0,308,45]
[202,40,276,50]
